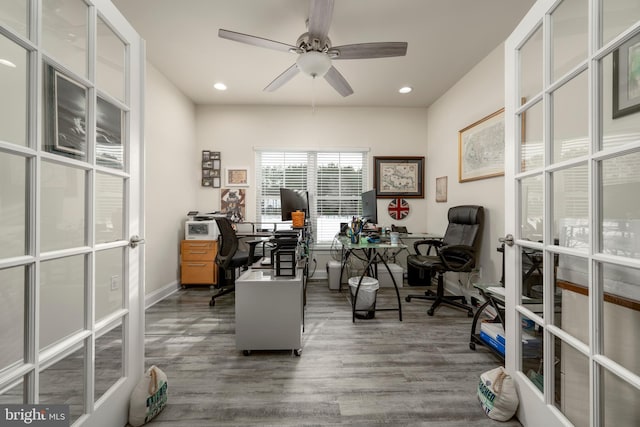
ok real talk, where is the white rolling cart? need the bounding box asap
[235,268,304,356]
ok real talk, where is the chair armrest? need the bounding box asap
[438,244,476,271]
[413,239,443,255]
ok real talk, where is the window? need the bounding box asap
[255,150,368,244]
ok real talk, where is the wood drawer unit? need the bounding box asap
[180,240,218,286]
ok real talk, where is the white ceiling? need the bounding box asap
[112,0,534,108]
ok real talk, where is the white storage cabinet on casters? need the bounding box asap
[235,268,304,356]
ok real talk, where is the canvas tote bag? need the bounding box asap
[128,365,168,426]
[477,366,519,421]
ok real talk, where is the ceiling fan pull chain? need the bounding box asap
[311,77,317,113]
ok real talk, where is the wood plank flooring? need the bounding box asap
[143,279,521,426]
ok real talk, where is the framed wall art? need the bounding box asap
[44,65,88,161]
[613,32,640,119]
[458,108,505,183]
[225,167,249,187]
[435,176,447,203]
[96,96,123,169]
[373,156,425,198]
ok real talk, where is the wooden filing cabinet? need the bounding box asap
[180,240,218,286]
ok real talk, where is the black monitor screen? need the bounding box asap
[361,189,377,224]
[280,188,309,221]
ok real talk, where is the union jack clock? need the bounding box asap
[387,198,410,220]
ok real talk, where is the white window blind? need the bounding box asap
[255,150,368,243]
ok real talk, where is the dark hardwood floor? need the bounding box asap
[143,279,521,426]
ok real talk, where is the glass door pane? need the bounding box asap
[0,0,28,38]
[42,0,88,78]
[96,172,124,243]
[97,17,126,102]
[551,0,588,81]
[39,256,85,350]
[95,247,124,321]
[0,33,28,147]
[40,161,86,252]
[0,152,27,258]
[552,72,589,162]
[0,266,26,372]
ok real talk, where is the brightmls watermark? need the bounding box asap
[0,405,69,426]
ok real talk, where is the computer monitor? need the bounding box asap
[361,189,377,225]
[279,188,309,221]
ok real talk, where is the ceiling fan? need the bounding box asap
[218,0,408,97]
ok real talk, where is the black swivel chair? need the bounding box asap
[405,205,485,317]
[209,217,250,307]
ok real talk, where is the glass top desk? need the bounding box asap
[337,236,409,322]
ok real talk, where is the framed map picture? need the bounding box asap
[458,108,505,182]
[373,156,424,198]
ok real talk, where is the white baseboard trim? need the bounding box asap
[145,280,180,309]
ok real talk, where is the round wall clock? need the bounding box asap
[388,198,410,220]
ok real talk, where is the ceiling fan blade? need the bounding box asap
[330,42,408,59]
[324,66,353,97]
[218,29,299,53]
[307,0,334,44]
[264,63,300,92]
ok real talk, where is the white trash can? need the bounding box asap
[327,260,342,290]
[348,276,379,319]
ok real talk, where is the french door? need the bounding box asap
[0,1,144,425]
[504,0,640,425]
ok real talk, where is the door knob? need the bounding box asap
[129,235,146,248]
[499,234,515,247]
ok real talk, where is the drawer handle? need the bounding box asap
[189,251,208,254]
[188,243,209,247]
[187,263,207,267]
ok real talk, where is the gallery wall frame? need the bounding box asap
[225,167,249,187]
[613,32,640,119]
[373,156,425,198]
[458,108,505,183]
[202,150,221,187]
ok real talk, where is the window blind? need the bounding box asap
[255,150,368,243]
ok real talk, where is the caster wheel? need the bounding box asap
[209,299,215,307]
[462,297,468,304]
[467,310,473,318]
[469,342,476,351]
[427,308,434,316]
[242,350,251,356]
[405,296,412,302]
[293,349,302,357]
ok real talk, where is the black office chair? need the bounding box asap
[405,205,484,317]
[209,217,250,307]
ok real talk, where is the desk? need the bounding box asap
[338,237,406,322]
[235,268,304,356]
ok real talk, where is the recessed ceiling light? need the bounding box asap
[213,82,227,91]
[0,59,16,68]
[398,86,412,94]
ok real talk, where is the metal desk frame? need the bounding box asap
[338,237,405,322]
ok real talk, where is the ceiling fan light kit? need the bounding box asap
[218,0,408,97]
[296,51,331,78]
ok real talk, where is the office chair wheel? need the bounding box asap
[469,342,476,350]
[467,310,473,317]
[209,299,215,307]
[293,349,302,357]
[427,308,435,316]
[405,296,412,302]
[243,350,251,356]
